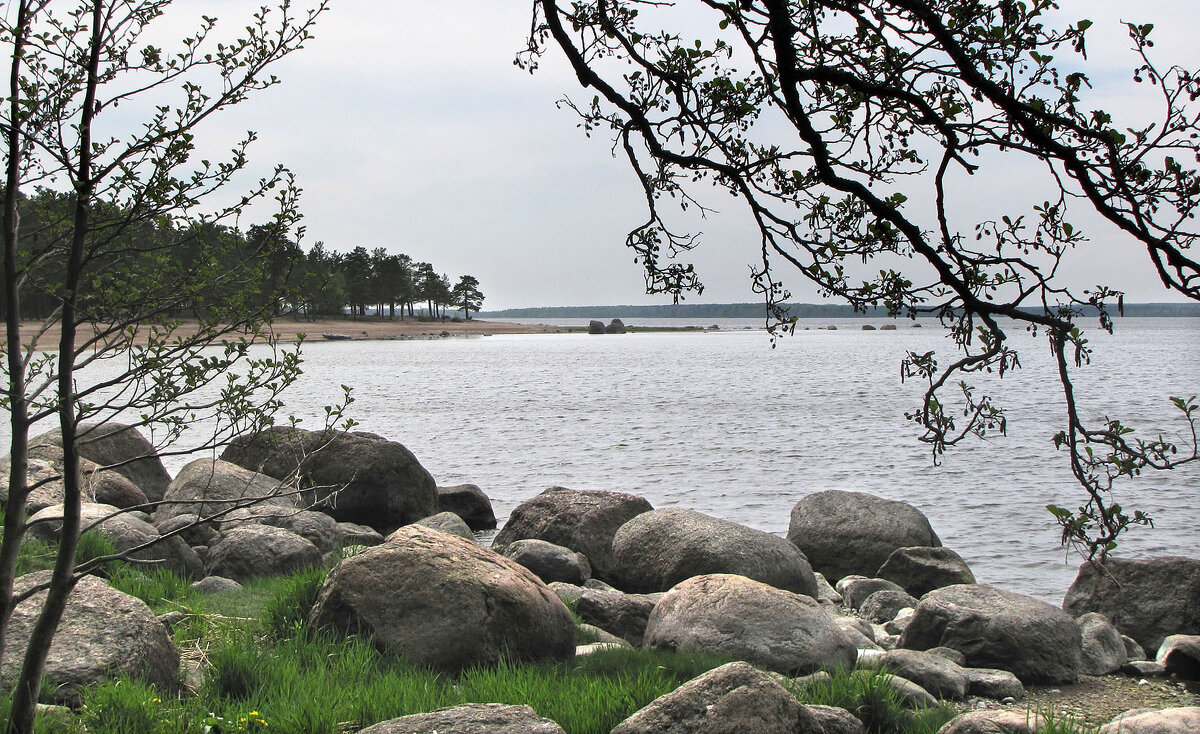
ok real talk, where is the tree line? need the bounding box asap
[1,188,485,324]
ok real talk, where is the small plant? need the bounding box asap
[82,678,176,734]
[107,566,199,612]
[204,635,272,702]
[261,565,328,639]
[791,667,956,734]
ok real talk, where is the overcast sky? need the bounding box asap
[130,2,1200,309]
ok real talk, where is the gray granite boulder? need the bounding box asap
[191,576,242,594]
[1063,556,1200,655]
[787,490,940,581]
[876,546,975,597]
[574,588,658,647]
[900,584,1082,684]
[30,422,172,502]
[1099,707,1200,734]
[415,511,476,541]
[938,710,1044,733]
[859,589,919,623]
[1,456,147,516]
[309,525,575,672]
[879,649,969,700]
[587,320,606,334]
[158,458,297,522]
[338,521,384,546]
[490,486,652,582]
[643,573,856,674]
[154,512,219,547]
[357,703,565,733]
[221,505,345,553]
[503,539,591,585]
[1077,612,1127,676]
[965,667,1025,701]
[611,509,817,596]
[1156,635,1200,680]
[436,483,497,530]
[206,525,321,582]
[1,572,179,705]
[222,427,438,531]
[806,705,866,734]
[840,577,908,610]
[610,661,824,734]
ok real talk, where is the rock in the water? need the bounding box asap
[28,502,202,579]
[610,661,823,734]
[965,667,1025,701]
[503,539,591,585]
[1062,556,1200,655]
[587,320,606,334]
[938,710,1044,733]
[900,584,1082,684]
[787,490,940,581]
[30,422,171,502]
[357,703,566,733]
[605,319,627,334]
[222,428,438,531]
[575,588,658,647]
[415,511,476,541]
[1,572,179,705]
[1099,707,1200,734]
[859,589,919,623]
[1077,612,1127,676]
[490,486,652,582]
[643,573,856,675]
[611,508,817,596]
[206,525,321,582]
[877,546,976,597]
[436,483,497,530]
[1156,635,1200,680]
[309,525,575,672]
[880,649,969,700]
[158,458,297,522]
[221,505,345,553]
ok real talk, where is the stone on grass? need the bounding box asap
[1156,635,1200,680]
[877,546,976,597]
[205,525,321,582]
[0,572,179,706]
[503,539,591,585]
[1099,707,1200,734]
[880,649,969,700]
[1077,612,1127,676]
[643,574,856,675]
[415,511,476,541]
[578,624,630,647]
[191,576,242,594]
[490,486,652,582]
[357,703,565,734]
[787,490,940,581]
[851,670,936,709]
[1062,556,1200,655]
[309,525,575,672]
[611,508,818,595]
[900,584,1082,684]
[436,483,497,530]
[574,588,657,647]
[222,427,438,531]
[610,661,824,734]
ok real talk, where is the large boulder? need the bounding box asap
[490,486,653,582]
[1099,708,1200,734]
[30,422,171,502]
[220,505,344,553]
[610,661,825,734]
[436,484,497,530]
[1,572,179,705]
[878,649,969,700]
[309,525,575,672]
[1156,635,1200,680]
[1,456,147,516]
[1077,612,1127,676]
[205,525,322,582]
[643,573,857,675]
[574,588,659,647]
[357,704,565,734]
[611,509,818,596]
[415,511,476,541]
[27,502,202,579]
[503,539,591,585]
[787,491,940,581]
[900,584,1082,684]
[157,458,297,522]
[1062,556,1200,655]
[876,546,976,597]
[222,428,437,531]
[938,711,1044,734]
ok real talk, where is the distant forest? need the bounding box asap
[482,302,1200,319]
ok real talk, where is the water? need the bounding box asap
[9,317,1200,602]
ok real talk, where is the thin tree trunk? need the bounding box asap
[6,3,102,731]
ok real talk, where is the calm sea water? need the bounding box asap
[11,317,1200,602]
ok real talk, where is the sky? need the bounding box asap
[56,1,1200,309]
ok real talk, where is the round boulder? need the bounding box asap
[436,483,497,530]
[308,525,575,672]
[1062,556,1200,655]
[158,458,297,522]
[643,573,857,675]
[1,572,179,706]
[1077,612,1127,676]
[490,486,652,582]
[221,427,438,531]
[787,491,940,581]
[938,710,1044,734]
[358,704,565,734]
[30,422,171,502]
[206,525,321,582]
[611,509,817,596]
[1099,708,1200,734]
[415,511,476,541]
[503,539,591,585]
[900,584,1082,684]
[574,588,659,647]
[860,589,919,624]
[1156,635,1200,680]
[876,546,975,597]
[221,505,345,553]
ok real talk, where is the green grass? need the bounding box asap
[789,667,957,734]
